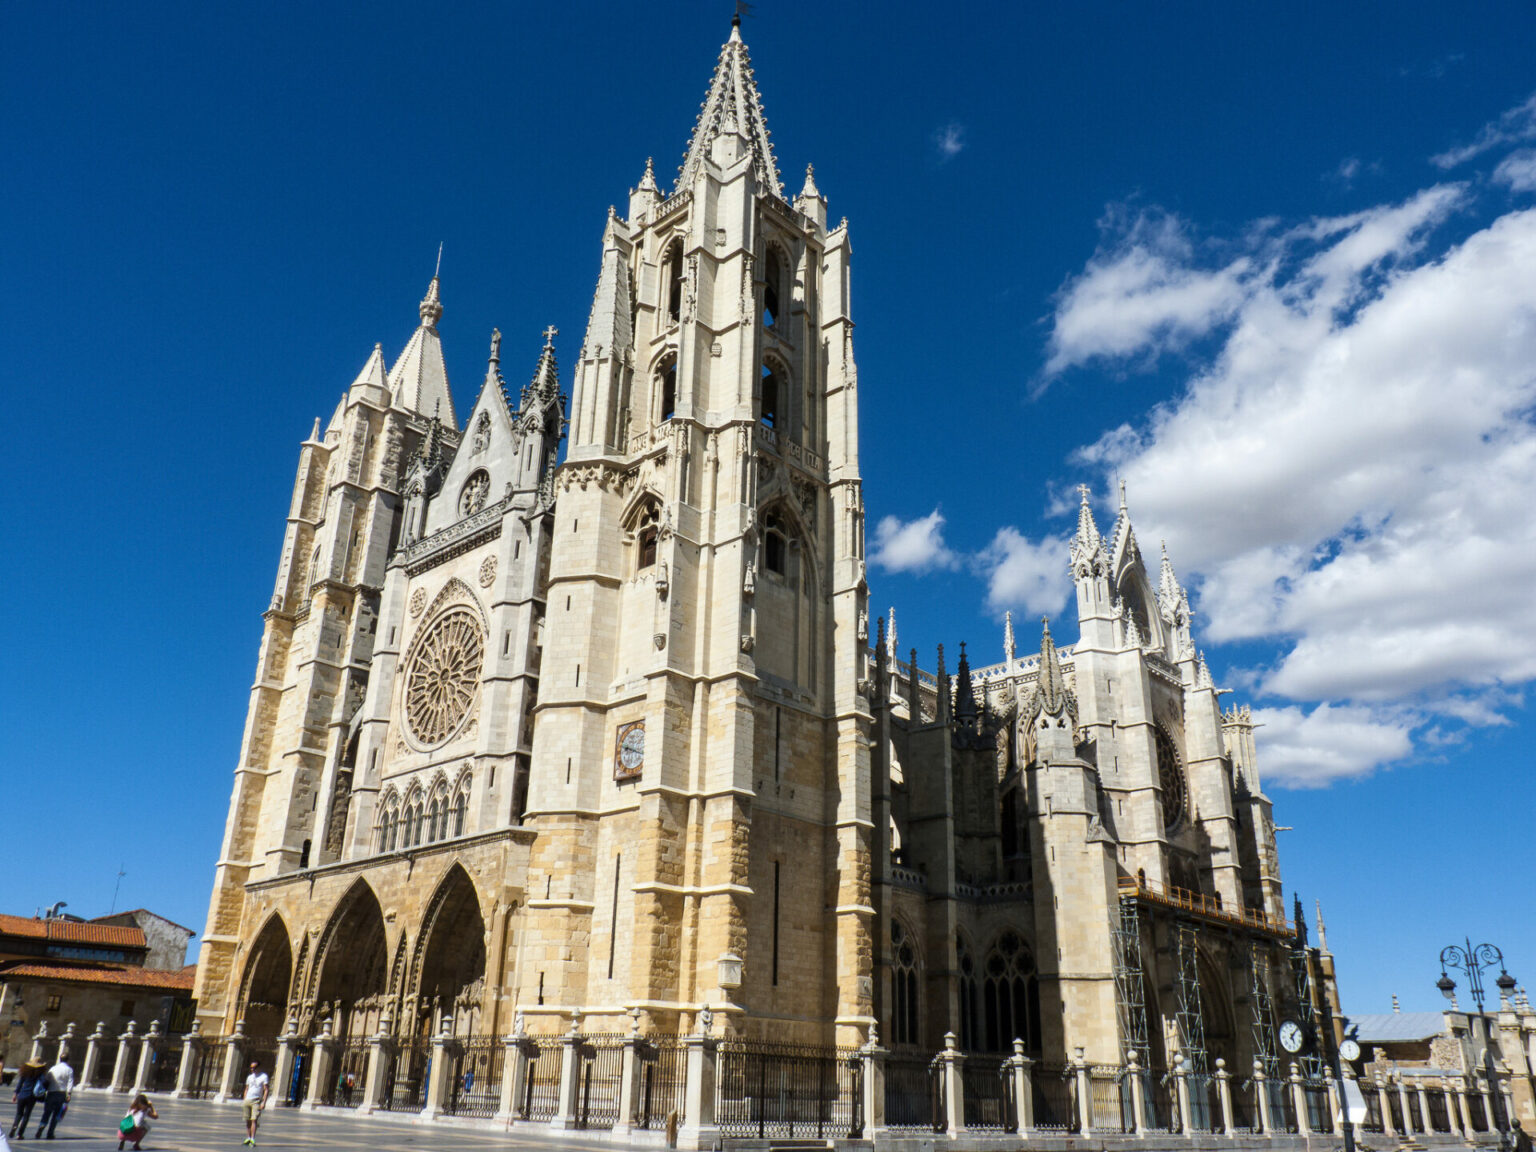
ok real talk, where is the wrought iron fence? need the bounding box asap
[883,1053,940,1131]
[381,1037,430,1112]
[280,1042,312,1106]
[184,1040,226,1100]
[1032,1065,1078,1132]
[715,1040,862,1139]
[91,1040,121,1088]
[632,1037,686,1130]
[1406,1091,1424,1132]
[1187,1073,1219,1132]
[1386,1087,1405,1132]
[1303,1082,1333,1133]
[1467,1088,1488,1131]
[1426,1087,1451,1132]
[572,1035,624,1130]
[1230,1079,1258,1134]
[443,1036,503,1119]
[1089,1068,1131,1133]
[960,1055,1014,1132]
[244,1036,280,1086]
[1145,1071,1178,1133]
[145,1042,182,1093]
[517,1039,561,1122]
[1359,1083,1384,1132]
[1271,1080,1299,1133]
[322,1039,370,1107]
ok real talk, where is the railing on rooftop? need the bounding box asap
[1118,875,1295,937]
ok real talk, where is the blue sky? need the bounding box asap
[4,1,1533,1015]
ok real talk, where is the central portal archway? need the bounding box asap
[313,881,390,1040]
[412,865,487,1037]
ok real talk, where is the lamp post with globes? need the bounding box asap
[1437,940,1517,1146]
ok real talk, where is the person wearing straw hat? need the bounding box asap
[8,1060,45,1139]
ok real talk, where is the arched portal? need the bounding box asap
[412,865,487,1037]
[240,916,293,1037]
[313,881,389,1040]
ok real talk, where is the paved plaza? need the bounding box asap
[8,1094,643,1152]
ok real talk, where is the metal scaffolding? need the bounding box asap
[1289,939,1326,1080]
[1113,896,1151,1066]
[1174,921,1210,1075]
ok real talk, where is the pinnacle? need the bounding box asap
[419,275,442,327]
[676,21,782,196]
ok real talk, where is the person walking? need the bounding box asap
[32,1057,72,1139]
[116,1093,156,1151]
[241,1060,269,1146]
[8,1060,45,1139]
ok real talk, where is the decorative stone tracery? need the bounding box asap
[404,609,484,746]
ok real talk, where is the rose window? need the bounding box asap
[459,470,491,517]
[405,609,484,746]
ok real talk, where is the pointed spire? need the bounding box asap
[1037,617,1069,715]
[800,164,821,200]
[419,273,443,328]
[1076,484,1100,547]
[1315,900,1329,951]
[1159,541,1182,607]
[1004,610,1016,665]
[676,18,782,196]
[390,270,455,424]
[887,607,898,661]
[1070,484,1106,580]
[523,326,561,408]
[639,156,658,193]
[309,416,321,442]
[954,641,976,721]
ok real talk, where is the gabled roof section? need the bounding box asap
[0,914,146,949]
[389,276,456,426]
[676,18,783,197]
[1345,1012,1448,1043]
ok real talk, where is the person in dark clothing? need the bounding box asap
[9,1060,46,1139]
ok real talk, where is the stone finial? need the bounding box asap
[943,1031,958,1052]
[638,156,658,193]
[1004,610,1016,664]
[799,163,821,200]
[418,273,443,328]
[1392,993,1402,1013]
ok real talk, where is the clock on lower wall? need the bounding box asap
[1279,1018,1307,1054]
[615,720,645,781]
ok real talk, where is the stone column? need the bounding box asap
[1376,1072,1396,1137]
[496,1022,532,1124]
[55,1022,76,1065]
[678,1019,719,1150]
[1441,1075,1463,1137]
[1010,1040,1035,1133]
[173,1020,203,1098]
[421,1015,458,1120]
[1253,1059,1272,1134]
[860,1039,886,1138]
[1415,1077,1432,1133]
[1289,1061,1310,1135]
[357,1015,395,1117]
[1498,1070,1516,1137]
[273,1017,300,1107]
[1324,1070,1339,1135]
[1170,1051,1191,1135]
[1079,1048,1099,1135]
[1454,1076,1472,1133]
[303,1018,338,1112]
[1397,1073,1415,1133]
[110,1022,139,1093]
[1216,1057,1234,1134]
[938,1031,966,1134]
[551,1019,583,1129]
[1127,1049,1149,1136]
[1477,1071,1495,1131]
[214,1020,246,1103]
[133,1021,162,1094]
[29,1021,49,1065]
[81,1022,107,1091]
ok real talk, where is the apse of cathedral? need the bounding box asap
[193,16,1338,1087]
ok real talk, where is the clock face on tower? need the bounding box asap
[1279,1019,1305,1054]
[614,721,645,781]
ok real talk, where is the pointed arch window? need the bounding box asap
[376,792,401,854]
[659,361,677,423]
[665,239,684,324]
[636,504,660,570]
[760,364,779,429]
[982,931,1041,1054]
[764,247,784,327]
[891,919,921,1047]
[763,509,788,575]
[453,777,470,837]
[957,933,979,1052]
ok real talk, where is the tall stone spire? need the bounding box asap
[523,325,560,408]
[954,641,977,722]
[1003,610,1016,665]
[1069,484,1105,579]
[1036,617,1069,716]
[389,271,456,426]
[676,18,782,196]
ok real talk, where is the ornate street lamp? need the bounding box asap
[1437,939,1518,1146]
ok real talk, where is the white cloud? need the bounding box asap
[934,123,965,161]
[871,509,958,574]
[977,528,1071,617]
[1494,148,1536,192]
[1045,180,1536,784]
[1432,92,1536,168]
[1250,704,1416,788]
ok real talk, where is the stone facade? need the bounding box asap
[192,16,1344,1112]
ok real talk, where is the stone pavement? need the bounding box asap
[11,1094,650,1152]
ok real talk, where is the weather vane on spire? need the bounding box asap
[734,0,753,25]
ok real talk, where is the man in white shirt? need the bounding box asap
[241,1060,270,1146]
[34,1057,74,1138]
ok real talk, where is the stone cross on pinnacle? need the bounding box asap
[542,325,558,347]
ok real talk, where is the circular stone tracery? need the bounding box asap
[405,609,484,746]
[1155,726,1187,832]
[460,470,491,517]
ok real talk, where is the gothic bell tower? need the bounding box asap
[515,17,874,1044]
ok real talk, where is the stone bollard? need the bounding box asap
[860,1031,887,1138]
[1288,1061,1309,1135]
[81,1022,108,1090]
[173,1019,203,1098]
[1415,1077,1431,1134]
[273,1016,300,1107]
[614,1018,642,1137]
[1253,1059,1272,1134]
[551,1017,583,1129]
[1215,1057,1234,1133]
[497,1015,532,1123]
[29,1021,50,1066]
[938,1031,966,1134]
[1077,1047,1097,1135]
[133,1020,163,1095]
[357,1014,395,1116]
[56,1022,76,1065]
[1010,1038,1035,1132]
[215,1020,246,1103]
[421,1014,457,1120]
[1127,1048,1149,1136]
[110,1022,140,1093]
[1172,1050,1192,1134]
[678,1009,720,1150]
[305,1017,343,1112]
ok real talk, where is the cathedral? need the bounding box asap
[192,14,1340,1130]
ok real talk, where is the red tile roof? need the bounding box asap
[0,963,194,992]
[0,914,146,949]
